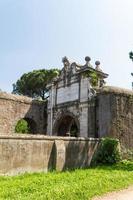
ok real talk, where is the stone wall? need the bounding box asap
[0,135,99,175]
[0,86,133,167]
[97,86,133,150]
[0,92,46,134]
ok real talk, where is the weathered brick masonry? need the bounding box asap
[0,92,46,134]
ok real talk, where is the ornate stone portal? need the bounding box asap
[47,57,108,137]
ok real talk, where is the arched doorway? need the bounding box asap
[54,114,79,137]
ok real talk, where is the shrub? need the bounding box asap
[91,137,121,165]
[15,119,30,134]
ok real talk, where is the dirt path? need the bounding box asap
[92,186,133,200]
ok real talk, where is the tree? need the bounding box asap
[12,69,60,100]
[129,51,133,61]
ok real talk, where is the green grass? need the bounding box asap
[0,161,133,200]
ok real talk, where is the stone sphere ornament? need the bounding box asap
[62,56,68,63]
[95,61,100,66]
[85,56,91,62]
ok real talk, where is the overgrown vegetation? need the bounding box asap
[129,51,133,61]
[121,147,133,161]
[89,71,98,86]
[15,119,30,133]
[91,137,121,166]
[0,161,133,200]
[83,70,99,86]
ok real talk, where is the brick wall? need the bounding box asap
[0,92,46,134]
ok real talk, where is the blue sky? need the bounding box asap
[0,0,133,92]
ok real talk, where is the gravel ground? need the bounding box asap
[92,186,133,200]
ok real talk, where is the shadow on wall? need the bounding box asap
[63,140,99,170]
[48,142,56,171]
[47,139,99,171]
[24,117,37,133]
[0,136,99,175]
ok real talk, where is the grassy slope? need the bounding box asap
[0,161,133,200]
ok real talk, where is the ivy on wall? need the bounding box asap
[82,70,98,87]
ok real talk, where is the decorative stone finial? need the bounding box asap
[95,60,102,71]
[85,56,91,67]
[62,56,69,67]
[95,61,100,66]
[85,56,91,63]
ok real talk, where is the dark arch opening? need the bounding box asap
[24,118,37,134]
[15,118,37,134]
[55,115,79,137]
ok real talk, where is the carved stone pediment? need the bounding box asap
[59,57,80,85]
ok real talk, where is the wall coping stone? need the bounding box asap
[0,91,44,104]
[0,134,100,141]
[97,86,133,96]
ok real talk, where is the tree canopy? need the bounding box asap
[129,51,133,61]
[12,68,60,100]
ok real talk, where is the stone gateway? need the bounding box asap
[0,56,133,175]
[0,56,133,151]
[47,56,108,138]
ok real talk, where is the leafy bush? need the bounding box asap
[91,137,121,165]
[15,119,30,133]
